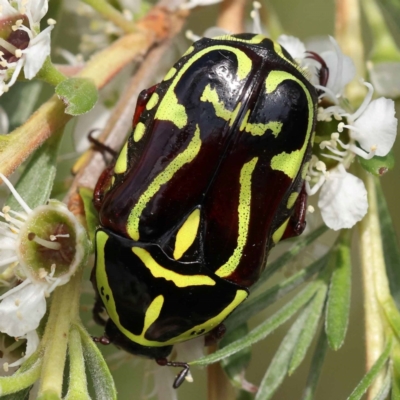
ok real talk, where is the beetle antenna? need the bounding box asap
[305,51,329,87]
[156,358,191,389]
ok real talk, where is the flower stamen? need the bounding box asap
[27,233,61,251]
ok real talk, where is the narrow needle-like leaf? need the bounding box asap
[226,255,328,332]
[191,281,322,367]
[255,294,320,400]
[346,339,392,400]
[77,323,117,400]
[289,283,328,374]
[325,230,352,350]
[302,328,329,400]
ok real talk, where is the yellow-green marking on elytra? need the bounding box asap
[132,247,215,287]
[239,109,283,137]
[287,192,299,209]
[267,71,314,179]
[133,122,146,142]
[164,67,177,81]
[214,34,266,45]
[114,142,128,174]
[127,125,202,241]
[272,217,290,244]
[146,93,159,111]
[216,157,258,278]
[156,45,251,129]
[169,289,248,345]
[173,209,201,260]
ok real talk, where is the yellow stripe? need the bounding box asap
[267,71,314,179]
[132,247,215,287]
[239,109,282,137]
[173,209,201,260]
[215,157,258,278]
[163,67,177,81]
[146,93,159,111]
[114,142,128,174]
[133,122,146,142]
[287,192,299,209]
[213,34,266,45]
[272,217,290,244]
[127,125,202,241]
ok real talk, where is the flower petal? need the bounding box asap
[278,35,306,61]
[8,330,39,367]
[352,97,398,156]
[0,0,18,17]
[22,25,53,80]
[318,167,368,230]
[0,282,46,337]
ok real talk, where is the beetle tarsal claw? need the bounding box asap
[156,358,191,388]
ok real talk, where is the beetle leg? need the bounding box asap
[282,185,308,240]
[132,84,159,129]
[205,323,226,346]
[92,335,112,345]
[156,358,191,389]
[93,165,115,211]
[92,294,108,326]
[87,129,118,159]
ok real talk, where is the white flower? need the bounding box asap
[278,35,306,63]
[305,36,356,101]
[0,173,88,337]
[336,82,397,157]
[318,164,368,230]
[0,0,53,94]
[0,280,47,337]
[0,330,39,373]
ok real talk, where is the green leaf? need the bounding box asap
[376,180,400,308]
[191,281,322,367]
[391,339,400,399]
[0,387,32,400]
[6,129,63,212]
[55,78,98,116]
[220,324,254,391]
[301,328,329,400]
[289,283,328,374]
[325,230,352,350]
[0,359,42,396]
[255,293,321,400]
[76,323,117,400]
[79,187,99,246]
[346,339,392,400]
[358,151,395,176]
[226,255,328,332]
[65,326,91,400]
[0,81,43,131]
[251,225,329,292]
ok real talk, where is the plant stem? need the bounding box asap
[81,0,137,33]
[358,171,387,399]
[36,57,67,86]
[217,0,247,33]
[335,0,366,103]
[37,267,84,397]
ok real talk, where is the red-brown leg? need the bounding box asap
[132,84,159,129]
[282,184,308,240]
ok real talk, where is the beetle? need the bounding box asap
[91,33,318,387]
